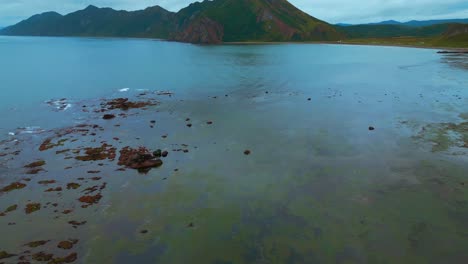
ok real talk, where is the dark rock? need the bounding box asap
[162,151,169,157]
[102,114,116,120]
[244,150,251,155]
[369,126,375,131]
[118,146,164,173]
[153,149,162,158]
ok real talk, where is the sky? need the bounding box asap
[1,0,468,26]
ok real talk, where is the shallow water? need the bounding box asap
[0,36,467,263]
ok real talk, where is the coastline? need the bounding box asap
[223,41,468,51]
[1,34,467,51]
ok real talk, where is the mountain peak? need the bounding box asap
[85,5,99,10]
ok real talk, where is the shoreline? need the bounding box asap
[223,41,468,51]
[1,34,467,51]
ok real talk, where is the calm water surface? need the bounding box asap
[0,36,467,263]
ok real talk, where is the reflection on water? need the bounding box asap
[0,38,467,263]
[441,53,468,70]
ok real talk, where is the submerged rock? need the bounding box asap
[68,220,87,228]
[1,182,26,193]
[24,160,46,168]
[102,98,155,111]
[57,240,77,250]
[32,252,53,261]
[78,194,102,207]
[153,149,162,158]
[102,114,116,120]
[4,204,18,213]
[49,252,77,263]
[24,240,49,248]
[66,183,81,190]
[25,203,41,214]
[0,251,16,260]
[118,146,163,173]
[75,144,116,161]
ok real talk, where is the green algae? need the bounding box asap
[0,182,26,193]
[5,204,17,213]
[0,251,16,260]
[81,159,468,263]
[24,240,49,248]
[416,122,468,152]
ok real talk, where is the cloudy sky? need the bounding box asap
[1,0,468,26]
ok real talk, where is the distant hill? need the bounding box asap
[0,0,341,44]
[338,18,468,27]
[434,24,468,46]
[0,6,175,39]
[337,23,452,39]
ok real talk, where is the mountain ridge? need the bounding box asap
[338,18,468,27]
[0,0,342,43]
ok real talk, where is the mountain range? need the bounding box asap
[339,18,468,27]
[0,0,341,44]
[0,0,466,47]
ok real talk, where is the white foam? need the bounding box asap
[19,126,45,134]
[63,103,72,111]
[8,132,15,136]
[119,88,130,92]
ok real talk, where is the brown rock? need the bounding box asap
[1,182,26,193]
[24,240,49,248]
[57,241,73,250]
[25,203,41,214]
[24,160,46,168]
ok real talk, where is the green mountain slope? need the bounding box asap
[1,5,175,39]
[434,24,468,47]
[0,0,341,43]
[172,0,341,43]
